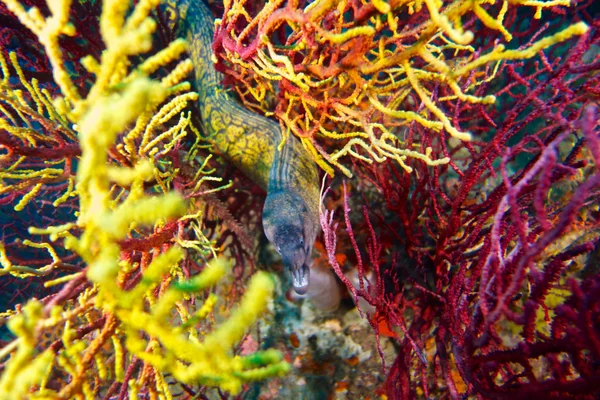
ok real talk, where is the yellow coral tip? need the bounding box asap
[373,0,391,13]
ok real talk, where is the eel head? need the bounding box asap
[263,190,318,295]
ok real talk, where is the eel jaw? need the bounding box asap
[287,264,310,295]
[289,263,310,295]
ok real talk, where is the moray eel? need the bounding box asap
[162,0,320,294]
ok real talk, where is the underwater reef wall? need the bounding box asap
[214,0,600,396]
[0,0,599,398]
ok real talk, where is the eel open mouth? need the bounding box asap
[290,264,310,295]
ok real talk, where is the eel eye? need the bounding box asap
[276,246,281,254]
[299,238,304,247]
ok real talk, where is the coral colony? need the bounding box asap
[0,0,598,398]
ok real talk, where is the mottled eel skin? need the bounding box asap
[162,0,320,294]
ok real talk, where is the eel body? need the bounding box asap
[163,0,321,294]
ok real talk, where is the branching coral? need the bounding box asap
[0,49,78,213]
[0,0,288,397]
[213,0,587,177]
[319,5,600,397]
